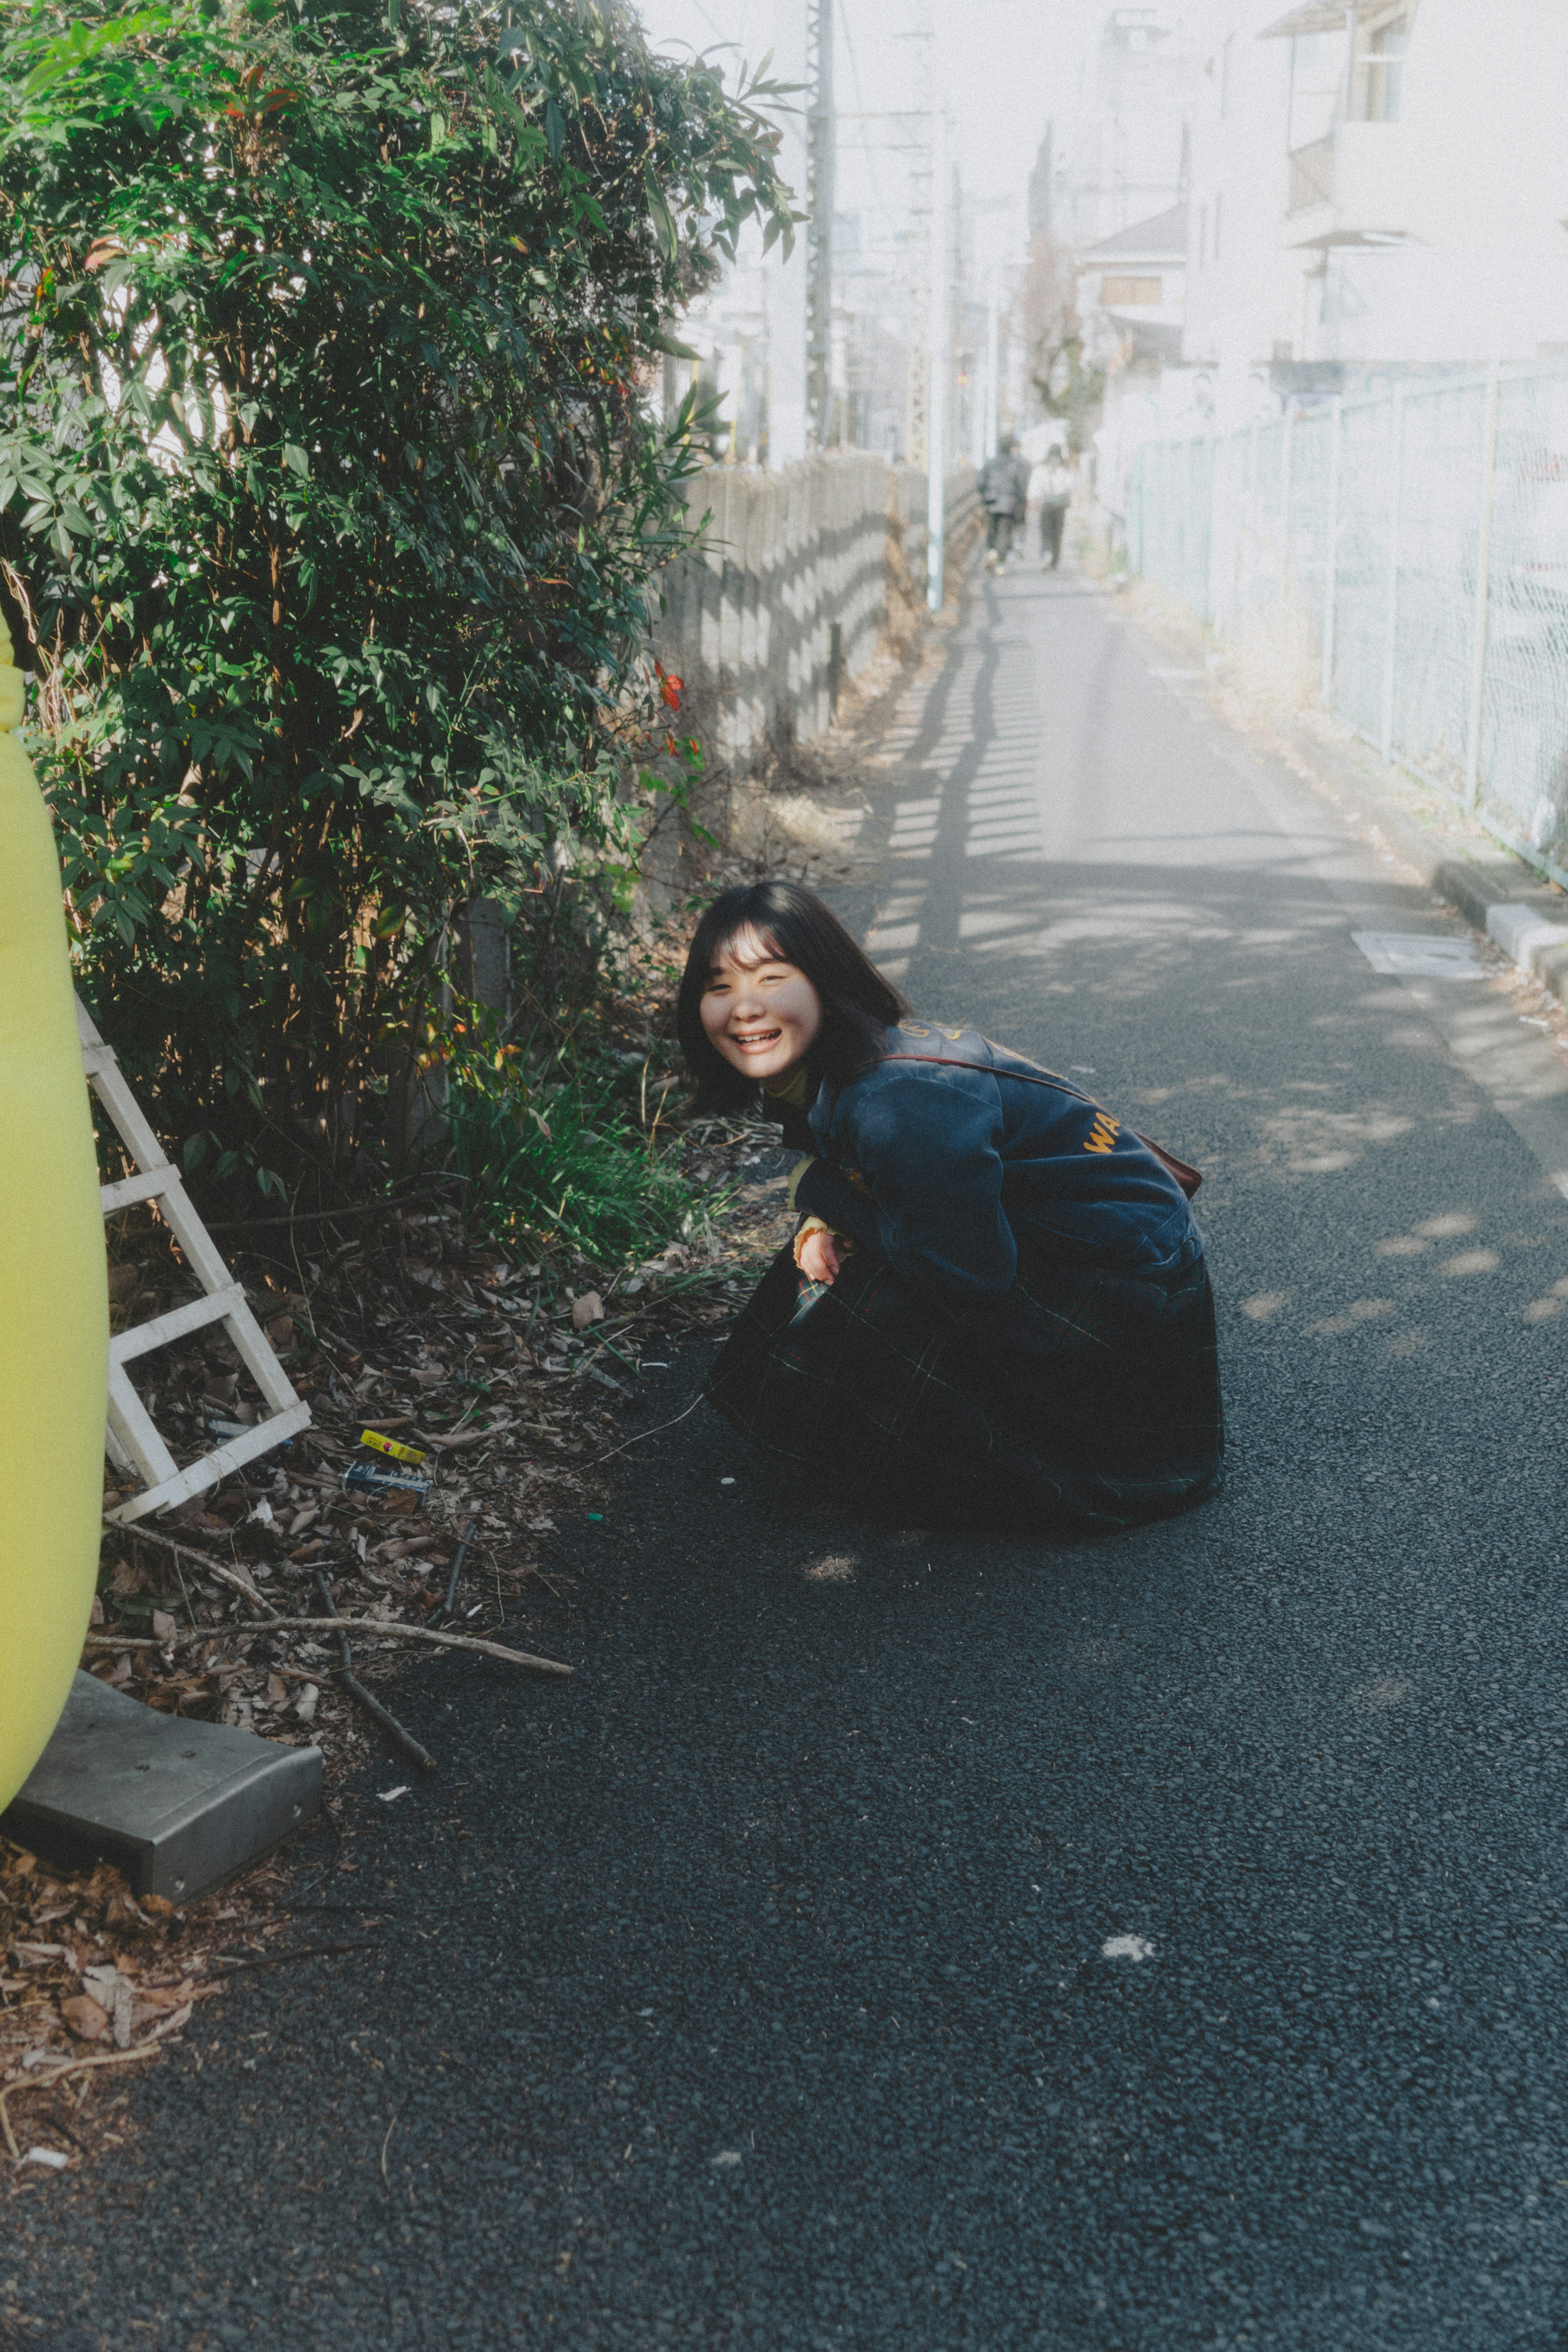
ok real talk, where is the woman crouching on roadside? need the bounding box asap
[677,880,1223,1532]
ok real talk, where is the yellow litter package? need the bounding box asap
[361,1427,426,1467]
[0,622,108,1811]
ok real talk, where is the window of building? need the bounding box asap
[1100,276,1163,306]
[1198,205,1207,269]
[1212,192,1222,263]
[1287,28,1347,151]
[1220,33,1235,116]
[1362,15,1408,120]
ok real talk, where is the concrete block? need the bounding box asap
[1486,901,1568,973]
[2,1671,321,1901]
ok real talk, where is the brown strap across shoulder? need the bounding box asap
[872,1053,1203,1200]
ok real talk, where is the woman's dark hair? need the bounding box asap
[676,880,911,1112]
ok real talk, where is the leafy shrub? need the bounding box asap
[0,0,791,1198]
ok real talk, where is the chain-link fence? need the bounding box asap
[1127,363,1568,882]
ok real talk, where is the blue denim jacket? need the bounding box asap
[791,1021,1203,1300]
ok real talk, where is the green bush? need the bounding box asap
[0,0,791,1199]
[448,1056,702,1266]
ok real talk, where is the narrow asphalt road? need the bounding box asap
[16,564,1568,2350]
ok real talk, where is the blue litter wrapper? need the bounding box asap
[341,1462,430,1499]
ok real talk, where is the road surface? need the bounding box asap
[17,563,1568,2350]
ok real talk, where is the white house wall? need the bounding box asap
[1183,0,1568,415]
[1183,0,1303,417]
[1312,0,1568,367]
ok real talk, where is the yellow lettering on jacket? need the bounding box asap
[1084,1112,1120,1155]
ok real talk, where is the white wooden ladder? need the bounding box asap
[79,999,312,1525]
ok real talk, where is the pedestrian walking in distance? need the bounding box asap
[1031,449,1076,570]
[978,433,1029,571]
[679,881,1224,1531]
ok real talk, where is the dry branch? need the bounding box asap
[0,2045,162,2163]
[82,1616,570,1677]
[109,1521,279,1620]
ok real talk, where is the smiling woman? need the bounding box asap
[698,939,824,1085]
[675,881,1225,1535]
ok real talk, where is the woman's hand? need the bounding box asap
[797,1226,846,1284]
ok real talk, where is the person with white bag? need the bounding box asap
[1027,450,1076,570]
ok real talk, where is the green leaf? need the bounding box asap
[644,171,678,264]
[282,444,308,476]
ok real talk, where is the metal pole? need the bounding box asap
[900,17,934,474]
[805,0,835,451]
[985,278,999,461]
[1281,402,1295,607]
[1379,385,1404,762]
[1464,361,1501,812]
[1321,395,1343,707]
[926,106,948,613]
[1129,444,1143,574]
[970,310,987,471]
[1243,416,1260,625]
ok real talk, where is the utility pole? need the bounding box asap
[805,0,835,450]
[984,276,999,462]
[971,331,987,471]
[926,105,949,613]
[894,8,950,609]
[764,0,808,466]
[902,47,933,473]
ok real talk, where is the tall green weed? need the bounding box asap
[443,1022,703,1266]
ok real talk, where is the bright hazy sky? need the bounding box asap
[633,0,1115,264]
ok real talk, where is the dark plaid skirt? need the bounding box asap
[706,1231,1224,1534]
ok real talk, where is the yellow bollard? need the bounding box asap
[0,621,108,1810]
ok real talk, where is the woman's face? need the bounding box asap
[699,927,823,1085]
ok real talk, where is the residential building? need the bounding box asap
[1076,203,1189,375]
[1183,0,1568,424]
[1034,7,1200,252]
[1078,205,1197,527]
[1180,1,1298,420]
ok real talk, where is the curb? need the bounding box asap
[1116,576,1568,1006]
[1274,715,1568,1000]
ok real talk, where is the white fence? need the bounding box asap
[1128,364,1568,882]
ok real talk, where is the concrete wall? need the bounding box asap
[650,453,977,776]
